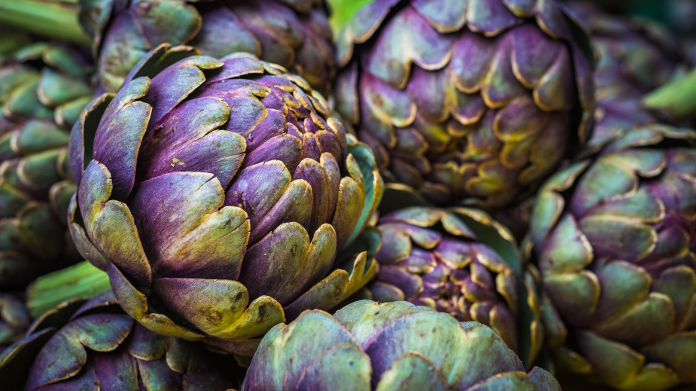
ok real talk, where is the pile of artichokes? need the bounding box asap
[0,0,694,390]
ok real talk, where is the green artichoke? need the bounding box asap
[68,44,383,355]
[242,300,561,390]
[334,0,596,209]
[0,291,244,390]
[0,41,93,289]
[0,293,30,350]
[367,203,543,367]
[79,0,336,95]
[531,124,696,391]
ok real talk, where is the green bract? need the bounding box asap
[68,44,383,355]
[0,41,92,289]
[242,300,561,390]
[531,124,696,391]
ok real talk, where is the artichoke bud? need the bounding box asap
[0,39,92,289]
[334,0,597,210]
[531,124,696,391]
[0,291,244,391]
[80,0,336,95]
[69,44,383,353]
[242,300,562,391]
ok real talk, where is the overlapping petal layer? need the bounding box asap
[0,291,243,390]
[69,45,383,353]
[0,41,92,288]
[242,300,561,390]
[567,3,682,153]
[80,0,335,95]
[335,0,595,209]
[531,124,696,391]
[367,205,543,367]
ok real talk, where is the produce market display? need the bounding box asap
[0,0,694,390]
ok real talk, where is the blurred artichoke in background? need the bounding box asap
[0,291,244,390]
[0,40,93,289]
[567,2,682,151]
[334,0,596,209]
[367,204,543,367]
[79,0,336,95]
[243,300,561,390]
[69,44,383,355]
[531,124,696,391]
[0,293,30,350]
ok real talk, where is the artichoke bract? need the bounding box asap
[68,44,383,354]
[0,293,30,350]
[567,3,681,151]
[0,291,244,391]
[79,0,335,95]
[242,300,561,390]
[334,0,596,209]
[531,124,696,391]
[0,42,93,289]
[367,205,542,367]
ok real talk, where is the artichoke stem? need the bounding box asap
[26,261,111,318]
[643,68,696,120]
[0,0,90,46]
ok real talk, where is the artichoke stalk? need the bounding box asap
[366,203,543,368]
[334,0,596,209]
[531,124,696,391]
[242,300,561,390]
[68,44,383,356]
[0,291,245,390]
[0,40,93,289]
[79,0,336,95]
[0,0,90,46]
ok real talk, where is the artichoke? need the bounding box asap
[0,291,244,391]
[79,0,335,95]
[0,41,93,289]
[567,3,681,151]
[68,44,383,355]
[531,124,696,391]
[0,293,30,350]
[242,300,561,390]
[334,0,596,209]
[367,204,542,367]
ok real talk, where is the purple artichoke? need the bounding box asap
[566,3,681,152]
[0,293,30,350]
[0,42,93,289]
[243,300,561,390]
[367,205,542,367]
[334,0,596,209]
[531,124,696,390]
[68,44,383,355]
[0,291,244,390]
[79,0,335,95]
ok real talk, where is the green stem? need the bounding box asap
[26,261,111,318]
[642,69,696,120]
[0,0,90,46]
